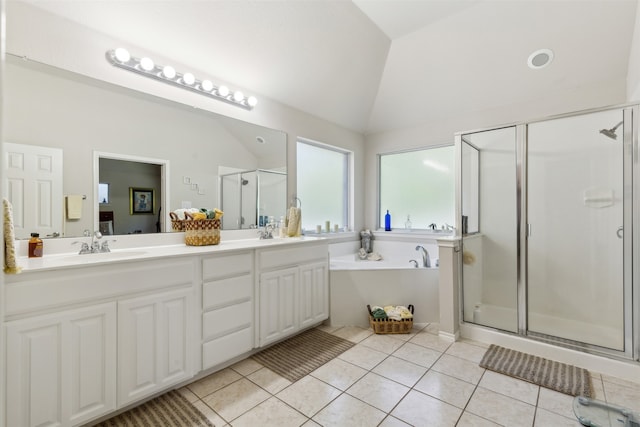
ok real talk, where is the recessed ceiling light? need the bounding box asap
[528,48,554,69]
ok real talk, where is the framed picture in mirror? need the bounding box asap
[130,187,155,214]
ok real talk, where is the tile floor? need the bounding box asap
[178,323,640,427]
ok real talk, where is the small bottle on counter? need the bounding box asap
[28,232,43,258]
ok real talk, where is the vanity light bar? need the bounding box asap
[105,48,258,110]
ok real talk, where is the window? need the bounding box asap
[98,182,110,204]
[379,145,454,230]
[297,139,351,232]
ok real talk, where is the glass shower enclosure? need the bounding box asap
[458,105,637,359]
[220,169,287,230]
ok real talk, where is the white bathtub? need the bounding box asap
[329,254,440,328]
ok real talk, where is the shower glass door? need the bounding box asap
[527,109,626,351]
[460,126,519,333]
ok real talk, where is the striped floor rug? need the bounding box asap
[479,344,593,397]
[94,390,213,427]
[252,328,355,382]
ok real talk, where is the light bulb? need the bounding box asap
[201,80,213,92]
[114,48,130,63]
[140,57,155,71]
[217,85,229,97]
[247,96,258,107]
[233,91,244,102]
[162,65,176,79]
[182,72,195,85]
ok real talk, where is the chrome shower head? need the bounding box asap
[600,121,623,140]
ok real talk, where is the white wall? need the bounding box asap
[627,2,640,101]
[364,72,627,230]
[4,1,366,232]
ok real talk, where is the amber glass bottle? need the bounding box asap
[28,233,43,258]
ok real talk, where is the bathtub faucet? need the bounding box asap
[415,245,431,268]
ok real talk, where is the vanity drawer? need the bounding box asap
[202,252,252,281]
[258,243,328,271]
[203,275,252,310]
[203,300,252,341]
[202,326,253,370]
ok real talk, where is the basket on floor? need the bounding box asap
[367,304,414,334]
[183,212,221,246]
[169,212,184,231]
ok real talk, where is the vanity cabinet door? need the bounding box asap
[299,261,329,329]
[258,267,299,347]
[117,287,194,407]
[5,302,117,427]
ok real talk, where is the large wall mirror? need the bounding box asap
[3,54,287,237]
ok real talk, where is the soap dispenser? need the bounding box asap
[384,210,391,231]
[405,215,412,230]
[28,233,43,258]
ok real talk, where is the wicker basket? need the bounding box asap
[169,211,184,231]
[183,212,221,246]
[367,304,414,334]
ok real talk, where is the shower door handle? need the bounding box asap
[617,226,623,239]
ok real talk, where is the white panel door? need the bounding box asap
[3,142,63,239]
[299,262,329,329]
[6,303,116,427]
[259,267,298,347]
[118,288,193,406]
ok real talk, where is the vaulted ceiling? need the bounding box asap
[18,0,639,135]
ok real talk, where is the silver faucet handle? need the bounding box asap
[100,240,115,253]
[72,241,91,254]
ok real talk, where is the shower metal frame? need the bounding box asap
[456,103,639,362]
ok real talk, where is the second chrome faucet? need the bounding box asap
[415,245,431,268]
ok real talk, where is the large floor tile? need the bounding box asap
[392,341,442,368]
[230,357,263,376]
[330,326,373,343]
[603,379,640,409]
[456,412,501,427]
[414,370,476,409]
[188,368,242,398]
[478,370,539,405]
[537,387,577,420]
[372,355,428,387]
[431,354,485,385]
[312,393,387,427]
[231,396,308,427]
[177,386,199,403]
[201,378,271,422]
[310,357,367,391]
[276,375,341,417]
[247,366,292,394]
[359,333,406,354]
[466,387,536,427]
[379,415,412,426]
[391,389,462,426]
[445,341,488,364]
[534,408,582,426]
[346,372,410,413]
[338,343,389,370]
[409,331,453,352]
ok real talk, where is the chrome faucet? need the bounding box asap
[428,223,437,231]
[75,230,104,254]
[415,245,431,268]
[258,223,275,239]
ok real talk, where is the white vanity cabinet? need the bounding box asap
[201,251,254,370]
[5,302,117,427]
[117,287,194,406]
[257,242,329,347]
[4,256,197,426]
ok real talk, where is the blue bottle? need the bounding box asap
[384,210,391,231]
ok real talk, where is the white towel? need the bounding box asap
[3,198,22,274]
[286,207,301,237]
[66,194,83,219]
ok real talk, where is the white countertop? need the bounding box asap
[11,235,325,273]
